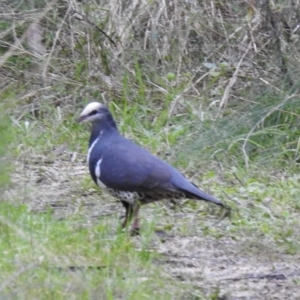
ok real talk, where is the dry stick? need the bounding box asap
[167,25,246,119]
[167,71,210,119]
[220,271,287,282]
[259,77,282,93]
[41,4,72,83]
[241,91,299,169]
[219,42,252,110]
[0,40,42,60]
[72,10,117,48]
[0,0,58,69]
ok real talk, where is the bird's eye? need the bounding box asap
[90,110,98,115]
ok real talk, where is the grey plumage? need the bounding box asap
[78,102,229,233]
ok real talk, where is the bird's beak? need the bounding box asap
[77,115,86,123]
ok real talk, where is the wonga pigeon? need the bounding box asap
[78,102,229,234]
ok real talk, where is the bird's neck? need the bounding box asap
[89,119,118,146]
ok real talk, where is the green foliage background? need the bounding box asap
[1,0,300,298]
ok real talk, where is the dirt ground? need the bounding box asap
[7,157,300,299]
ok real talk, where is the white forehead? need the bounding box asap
[80,102,103,116]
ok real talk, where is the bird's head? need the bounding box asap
[78,102,117,134]
[77,102,111,123]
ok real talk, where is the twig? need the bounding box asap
[219,42,252,109]
[72,10,117,48]
[167,22,250,118]
[167,71,210,119]
[220,272,287,282]
[41,4,71,83]
[0,0,58,69]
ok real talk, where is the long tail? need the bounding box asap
[178,184,230,210]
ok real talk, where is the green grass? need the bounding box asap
[0,93,299,299]
[1,76,300,297]
[0,202,188,299]
[1,1,300,297]
[1,165,300,298]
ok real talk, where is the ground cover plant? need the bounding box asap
[1,0,300,298]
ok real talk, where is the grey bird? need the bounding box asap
[78,102,229,234]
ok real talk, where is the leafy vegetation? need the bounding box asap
[1,0,300,298]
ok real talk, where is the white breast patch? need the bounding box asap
[94,157,106,189]
[87,137,99,165]
[92,152,143,205]
[95,157,102,178]
[87,130,103,165]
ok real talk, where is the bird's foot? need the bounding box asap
[121,218,140,235]
[130,218,140,236]
[130,227,140,236]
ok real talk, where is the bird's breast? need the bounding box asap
[105,189,142,205]
[91,155,142,205]
[87,136,100,165]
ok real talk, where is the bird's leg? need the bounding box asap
[130,202,141,235]
[120,201,141,235]
[121,201,132,229]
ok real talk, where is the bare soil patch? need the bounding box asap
[6,158,300,299]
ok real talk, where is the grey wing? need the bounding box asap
[99,140,178,193]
